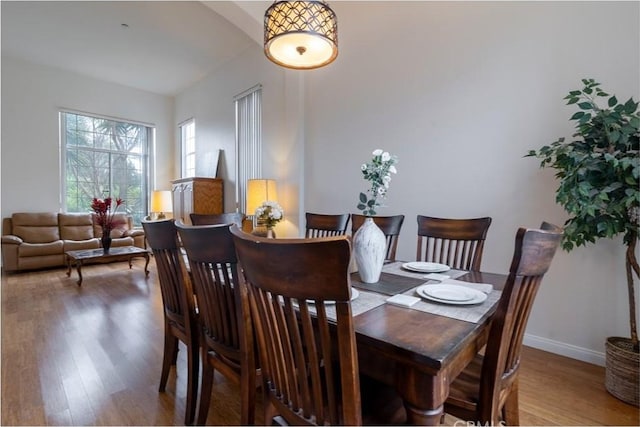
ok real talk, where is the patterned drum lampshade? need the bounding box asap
[264,1,338,70]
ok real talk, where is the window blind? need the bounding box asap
[234,84,262,214]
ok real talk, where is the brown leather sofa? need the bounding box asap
[1,212,145,272]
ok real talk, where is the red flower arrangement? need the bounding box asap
[91,197,124,235]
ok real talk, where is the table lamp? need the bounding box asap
[246,179,278,230]
[151,190,172,220]
[246,179,278,216]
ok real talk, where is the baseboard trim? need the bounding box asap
[524,333,606,367]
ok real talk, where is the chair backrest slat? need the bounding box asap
[176,223,251,364]
[416,215,492,270]
[142,219,193,326]
[305,213,350,238]
[232,228,361,426]
[143,218,199,424]
[478,224,562,422]
[157,249,185,316]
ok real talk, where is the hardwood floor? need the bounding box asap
[2,261,638,426]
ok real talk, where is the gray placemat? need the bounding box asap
[350,262,499,323]
[382,261,467,280]
[351,272,427,295]
[304,289,387,321]
[401,286,502,323]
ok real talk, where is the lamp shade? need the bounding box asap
[264,0,338,70]
[246,179,278,216]
[151,190,172,214]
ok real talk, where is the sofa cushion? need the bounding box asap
[12,212,60,243]
[64,239,100,251]
[18,240,64,257]
[59,213,95,240]
[20,254,65,270]
[93,213,129,238]
[111,236,135,247]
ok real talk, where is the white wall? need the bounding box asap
[302,1,640,364]
[174,43,306,235]
[1,55,175,218]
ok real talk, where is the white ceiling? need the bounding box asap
[1,1,269,96]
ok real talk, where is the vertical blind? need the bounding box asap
[234,84,263,214]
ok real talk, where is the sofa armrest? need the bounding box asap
[2,235,23,245]
[123,229,146,249]
[2,235,22,271]
[124,229,145,238]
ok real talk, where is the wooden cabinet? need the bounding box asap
[171,177,223,224]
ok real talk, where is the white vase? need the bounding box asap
[353,217,386,283]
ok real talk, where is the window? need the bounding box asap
[180,119,196,178]
[61,111,152,226]
[235,85,262,213]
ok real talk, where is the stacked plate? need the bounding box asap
[415,284,487,305]
[402,261,450,273]
[306,288,360,305]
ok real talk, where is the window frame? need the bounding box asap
[180,118,196,178]
[60,109,153,226]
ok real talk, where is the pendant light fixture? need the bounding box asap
[264,1,338,70]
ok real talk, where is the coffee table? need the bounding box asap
[65,246,150,286]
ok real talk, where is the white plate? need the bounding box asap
[422,284,476,302]
[416,284,487,305]
[402,261,450,273]
[306,288,360,305]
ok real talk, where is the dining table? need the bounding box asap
[344,261,507,425]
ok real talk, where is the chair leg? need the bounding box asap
[502,380,520,426]
[159,332,178,392]
[196,354,214,425]
[184,341,199,425]
[264,399,278,426]
[172,340,179,365]
[240,365,257,425]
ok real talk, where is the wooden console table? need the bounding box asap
[65,246,150,286]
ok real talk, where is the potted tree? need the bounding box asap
[527,78,639,407]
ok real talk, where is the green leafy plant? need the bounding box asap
[527,78,640,349]
[357,149,398,216]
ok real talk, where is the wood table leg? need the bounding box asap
[404,403,444,426]
[75,260,84,286]
[66,255,72,277]
[396,366,447,425]
[143,252,150,277]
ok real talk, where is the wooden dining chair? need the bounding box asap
[416,215,492,270]
[231,227,362,426]
[175,222,257,425]
[189,212,245,227]
[141,219,198,425]
[351,214,405,261]
[444,223,563,426]
[305,212,351,238]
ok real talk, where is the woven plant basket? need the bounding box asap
[605,337,639,407]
